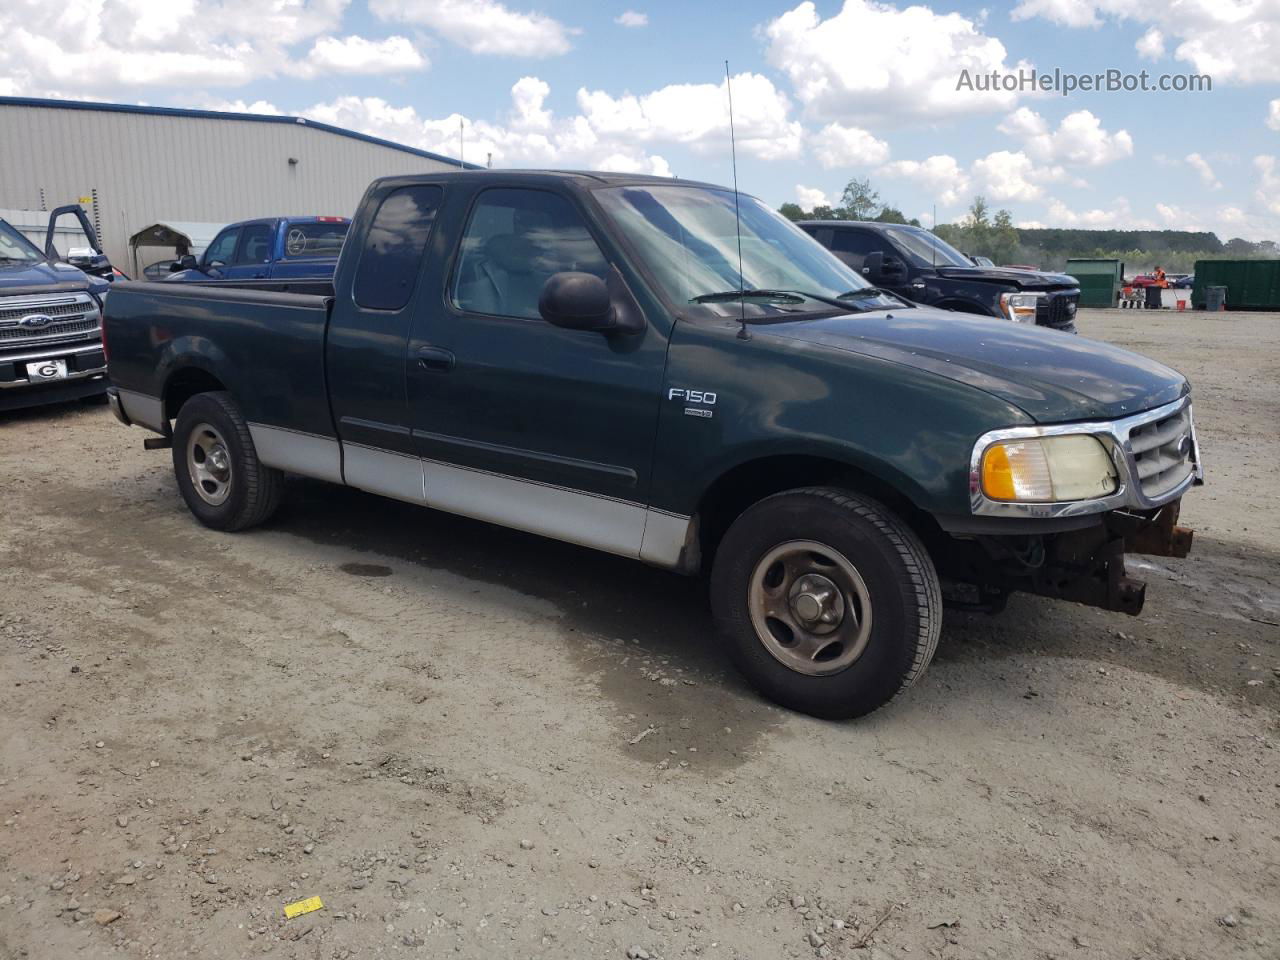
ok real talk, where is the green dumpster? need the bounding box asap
[1191,259,1280,310]
[1066,258,1125,308]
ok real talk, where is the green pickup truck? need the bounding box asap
[103,171,1202,718]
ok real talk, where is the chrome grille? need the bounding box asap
[1126,403,1195,500]
[0,298,89,323]
[0,294,100,352]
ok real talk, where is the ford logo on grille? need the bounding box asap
[20,313,55,329]
[1066,301,1077,316]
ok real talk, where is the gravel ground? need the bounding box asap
[1,308,1277,960]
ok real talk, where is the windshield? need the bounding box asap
[881,225,970,268]
[0,221,46,264]
[594,185,899,318]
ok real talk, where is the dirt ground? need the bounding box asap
[1,308,1277,960]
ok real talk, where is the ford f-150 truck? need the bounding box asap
[800,220,1081,332]
[104,171,1201,719]
[1,215,111,410]
[165,216,349,282]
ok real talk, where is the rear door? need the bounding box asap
[405,183,670,559]
[326,183,446,503]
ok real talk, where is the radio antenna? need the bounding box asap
[725,61,750,341]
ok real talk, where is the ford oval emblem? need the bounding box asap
[20,313,54,329]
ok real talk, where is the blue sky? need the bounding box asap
[3,0,1278,239]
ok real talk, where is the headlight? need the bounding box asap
[999,291,1043,323]
[980,434,1117,502]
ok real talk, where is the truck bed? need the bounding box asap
[105,280,335,439]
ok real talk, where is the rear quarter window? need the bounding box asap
[353,186,444,311]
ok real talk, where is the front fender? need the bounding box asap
[650,321,1034,519]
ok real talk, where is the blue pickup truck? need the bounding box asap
[166,216,349,282]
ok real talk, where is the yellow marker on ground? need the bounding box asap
[283,895,323,919]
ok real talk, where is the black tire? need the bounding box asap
[171,391,282,531]
[710,487,942,720]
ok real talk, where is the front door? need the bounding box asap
[221,221,275,280]
[406,185,670,559]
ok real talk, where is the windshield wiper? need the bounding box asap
[0,256,36,264]
[691,289,806,305]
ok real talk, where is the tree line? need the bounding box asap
[780,177,1278,272]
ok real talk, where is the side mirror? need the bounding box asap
[862,251,884,279]
[539,272,617,332]
[175,255,198,271]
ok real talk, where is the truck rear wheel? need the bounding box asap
[172,391,282,531]
[710,487,942,719]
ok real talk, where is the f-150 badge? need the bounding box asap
[669,387,716,418]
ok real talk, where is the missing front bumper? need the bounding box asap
[964,499,1193,617]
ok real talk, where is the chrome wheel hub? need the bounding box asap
[187,422,233,506]
[748,540,872,677]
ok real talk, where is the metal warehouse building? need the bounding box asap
[0,96,467,273]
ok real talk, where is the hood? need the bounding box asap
[0,258,100,297]
[760,306,1187,423]
[931,265,1077,289]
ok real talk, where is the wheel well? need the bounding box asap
[696,455,939,564]
[164,367,226,421]
[936,299,995,316]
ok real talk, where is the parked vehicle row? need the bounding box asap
[104,170,1202,719]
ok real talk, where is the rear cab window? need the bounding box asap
[284,220,349,260]
[354,186,444,311]
[451,188,607,321]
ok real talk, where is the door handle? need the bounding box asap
[417,346,456,372]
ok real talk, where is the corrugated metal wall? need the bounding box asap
[0,103,458,269]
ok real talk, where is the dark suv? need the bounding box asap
[800,220,1080,332]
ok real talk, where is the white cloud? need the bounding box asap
[0,0,350,93]
[762,0,1026,124]
[878,154,969,206]
[511,76,552,129]
[971,150,1069,202]
[577,72,801,160]
[1185,152,1222,190]
[1255,155,1280,216]
[998,108,1133,167]
[302,35,426,75]
[1154,202,1203,230]
[812,123,890,169]
[1268,99,1280,131]
[369,0,574,57]
[199,98,283,115]
[1135,26,1164,59]
[795,185,832,208]
[615,10,648,27]
[1011,0,1280,85]
[1043,196,1151,229]
[300,79,682,175]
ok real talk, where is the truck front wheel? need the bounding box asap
[172,391,282,532]
[710,487,942,719]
